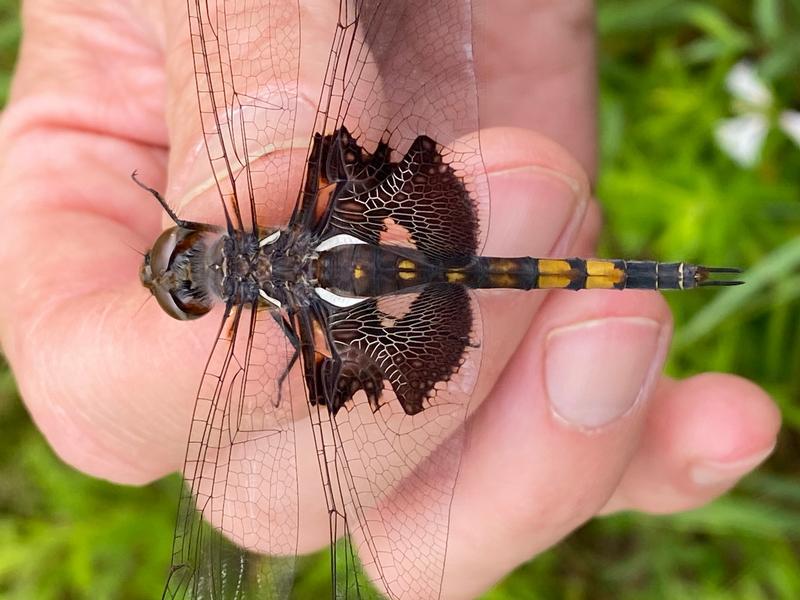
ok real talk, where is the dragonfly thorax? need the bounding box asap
[224,227,318,311]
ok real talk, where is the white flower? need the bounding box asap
[714,60,800,168]
[779,111,800,148]
[715,113,770,168]
[726,61,772,110]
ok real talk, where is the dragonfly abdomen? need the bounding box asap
[465,257,742,291]
[315,244,742,299]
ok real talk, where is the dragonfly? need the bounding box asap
[137,1,743,598]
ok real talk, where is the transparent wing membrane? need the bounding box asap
[165,306,299,599]
[187,0,302,230]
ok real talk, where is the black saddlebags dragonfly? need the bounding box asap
[137,1,743,598]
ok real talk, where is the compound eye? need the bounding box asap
[148,227,181,276]
[155,287,195,320]
[140,227,202,321]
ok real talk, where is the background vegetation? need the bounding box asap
[1,0,798,598]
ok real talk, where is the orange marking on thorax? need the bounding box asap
[311,319,333,358]
[313,178,336,220]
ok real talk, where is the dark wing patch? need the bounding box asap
[299,127,394,231]
[327,133,480,264]
[332,126,393,183]
[324,283,474,415]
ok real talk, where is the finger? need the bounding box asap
[474,0,597,176]
[600,373,780,515]
[482,127,590,257]
[441,287,673,599]
[0,1,182,483]
[570,196,604,256]
[467,126,591,408]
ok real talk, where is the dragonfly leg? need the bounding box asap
[131,171,221,233]
[272,312,300,407]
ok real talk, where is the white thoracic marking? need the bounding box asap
[314,234,367,252]
[259,289,282,308]
[259,230,281,247]
[315,287,368,308]
[655,261,660,290]
[678,262,685,290]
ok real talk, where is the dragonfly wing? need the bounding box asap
[289,0,490,597]
[299,285,483,599]
[188,0,302,231]
[295,0,489,255]
[164,305,299,599]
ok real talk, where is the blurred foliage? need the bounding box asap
[0,0,17,105]
[0,0,798,599]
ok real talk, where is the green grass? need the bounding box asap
[1,0,799,598]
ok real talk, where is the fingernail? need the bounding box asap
[546,317,666,430]
[690,444,776,486]
[486,166,586,255]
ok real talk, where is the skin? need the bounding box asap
[0,1,781,599]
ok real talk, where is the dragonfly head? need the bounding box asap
[140,226,219,320]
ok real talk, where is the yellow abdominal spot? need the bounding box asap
[446,270,466,282]
[538,274,572,288]
[586,260,624,283]
[490,273,517,287]
[490,259,517,272]
[586,276,616,289]
[397,259,416,270]
[538,259,571,274]
[398,271,417,281]
[353,265,365,279]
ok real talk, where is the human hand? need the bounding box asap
[0,1,779,599]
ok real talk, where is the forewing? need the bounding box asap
[165,306,298,599]
[188,0,301,231]
[307,284,482,599]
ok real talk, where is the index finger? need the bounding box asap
[0,0,193,483]
[474,0,597,175]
